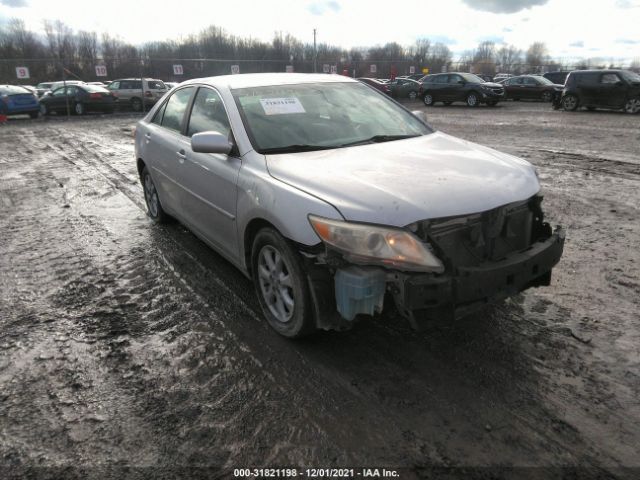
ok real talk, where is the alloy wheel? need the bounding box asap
[143,173,159,218]
[257,245,295,324]
[624,98,640,114]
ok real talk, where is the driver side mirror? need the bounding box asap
[191,131,233,155]
[411,110,428,123]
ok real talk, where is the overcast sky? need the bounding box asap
[1,0,639,61]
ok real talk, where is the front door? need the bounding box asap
[179,86,242,261]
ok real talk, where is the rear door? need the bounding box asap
[446,74,465,101]
[576,73,599,105]
[522,77,539,99]
[143,86,196,217]
[428,74,448,100]
[180,86,241,260]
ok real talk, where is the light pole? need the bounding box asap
[313,28,317,73]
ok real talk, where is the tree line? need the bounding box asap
[0,19,636,84]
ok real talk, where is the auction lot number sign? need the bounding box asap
[173,64,184,75]
[16,67,30,79]
[95,65,107,77]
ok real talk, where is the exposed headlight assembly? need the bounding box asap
[308,215,444,273]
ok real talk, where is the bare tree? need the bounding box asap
[496,45,522,73]
[525,42,549,69]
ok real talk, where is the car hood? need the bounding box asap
[265,132,540,227]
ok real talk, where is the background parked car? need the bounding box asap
[164,82,180,90]
[493,73,513,83]
[503,75,563,102]
[39,84,116,116]
[0,84,40,118]
[421,72,505,107]
[561,69,640,113]
[47,80,87,92]
[543,71,571,85]
[35,82,54,97]
[356,77,391,95]
[477,74,494,82]
[405,73,427,81]
[107,78,168,111]
[387,77,422,99]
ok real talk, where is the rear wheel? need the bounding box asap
[423,93,434,106]
[141,166,169,223]
[562,94,579,111]
[541,91,552,102]
[408,90,418,100]
[466,92,479,107]
[131,97,142,112]
[251,228,315,338]
[74,102,85,115]
[624,98,640,114]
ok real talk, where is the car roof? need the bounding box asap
[182,73,357,90]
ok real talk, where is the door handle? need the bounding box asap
[177,150,186,163]
[144,133,151,138]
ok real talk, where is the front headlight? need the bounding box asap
[308,215,444,273]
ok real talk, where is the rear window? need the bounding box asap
[147,80,166,90]
[0,85,32,95]
[84,85,109,93]
[574,73,599,85]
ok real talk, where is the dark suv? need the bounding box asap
[561,70,640,114]
[421,72,505,107]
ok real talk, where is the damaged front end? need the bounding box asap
[304,195,565,331]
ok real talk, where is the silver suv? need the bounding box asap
[134,73,565,337]
[108,78,167,111]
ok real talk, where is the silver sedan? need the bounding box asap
[135,73,564,337]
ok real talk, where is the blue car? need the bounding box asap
[0,85,40,118]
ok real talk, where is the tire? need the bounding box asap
[423,93,435,106]
[562,94,579,111]
[141,166,169,223]
[466,92,479,107]
[623,98,640,114]
[131,98,142,112]
[40,103,49,116]
[408,90,418,100]
[541,91,552,102]
[74,102,85,115]
[251,228,315,338]
[29,111,39,119]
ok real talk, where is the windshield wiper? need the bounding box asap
[340,134,420,147]
[259,144,337,154]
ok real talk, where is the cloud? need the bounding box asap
[308,1,340,15]
[427,35,457,45]
[615,0,640,8]
[461,0,549,14]
[616,38,640,44]
[569,40,584,47]
[0,0,28,7]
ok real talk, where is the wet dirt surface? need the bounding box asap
[0,103,639,479]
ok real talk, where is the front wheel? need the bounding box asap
[423,93,435,106]
[252,228,315,338]
[466,92,479,107]
[141,166,169,223]
[624,98,640,114]
[562,94,579,111]
[74,102,85,115]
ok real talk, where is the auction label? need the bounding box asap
[260,97,306,115]
[234,468,399,478]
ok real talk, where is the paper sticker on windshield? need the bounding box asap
[260,97,305,115]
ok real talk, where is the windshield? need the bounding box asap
[620,70,640,83]
[232,82,432,154]
[459,73,485,83]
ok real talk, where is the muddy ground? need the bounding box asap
[0,101,639,479]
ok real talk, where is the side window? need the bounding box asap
[108,81,120,90]
[434,75,448,84]
[601,73,620,84]
[524,77,537,85]
[449,74,462,83]
[151,100,168,125]
[66,86,78,95]
[52,88,66,96]
[187,88,232,138]
[160,87,194,133]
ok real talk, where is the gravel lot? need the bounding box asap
[1,101,639,479]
